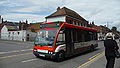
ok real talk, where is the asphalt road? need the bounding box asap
[0,40,105,68]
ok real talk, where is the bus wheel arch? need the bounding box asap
[33,52,40,58]
[90,44,95,51]
[57,50,65,62]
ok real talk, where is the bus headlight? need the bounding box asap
[33,49,37,51]
[49,51,53,54]
[50,52,53,54]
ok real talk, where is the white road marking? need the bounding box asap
[22,59,38,63]
[0,53,32,59]
[0,49,32,54]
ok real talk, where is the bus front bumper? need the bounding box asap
[33,49,58,59]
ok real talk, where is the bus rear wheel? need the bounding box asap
[90,45,95,51]
[57,51,65,62]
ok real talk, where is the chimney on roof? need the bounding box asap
[2,18,3,23]
[0,15,2,24]
[104,25,106,27]
[26,19,28,24]
[57,7,61,11]
[92,21,95,25]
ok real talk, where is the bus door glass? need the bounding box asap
[65,28,74,56]
[56,30,65,45]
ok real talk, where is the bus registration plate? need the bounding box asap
[39,54,45,57]
[37,49,48,53]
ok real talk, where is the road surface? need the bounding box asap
[0,40,118,68]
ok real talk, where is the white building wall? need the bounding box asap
[26,30,37,41]
[37,30,41,36]
[46,16,66,22]
[9,30,26,41]
[1,26,9,40]
[8,30,37,41]
[1,25,37,41]
[22,30,27,41]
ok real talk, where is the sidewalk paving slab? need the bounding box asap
[85,55,120,68]
[85,42,120,68]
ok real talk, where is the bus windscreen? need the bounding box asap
[34,28,58,46]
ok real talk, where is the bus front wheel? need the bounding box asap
[57,51,65,62]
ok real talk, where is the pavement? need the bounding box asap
[82,40,120,68]
[83,53,120,68]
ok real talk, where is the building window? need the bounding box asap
[18,32,20,35]
[78,23,80,26]
[76,22,78,25]
[9,32,10,34]
[69,20,72,24]
[73,21,75,25]
[79,23,81,26]
[82,23,85,27]
[74,22,77,25]
[81,23,83,26]
[12,32,14,34]
[85,24,87,27]
[8,35,10,37]
[84,24,86,27]
[27,34,29,36]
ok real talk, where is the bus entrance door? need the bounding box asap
[65,28,74,57]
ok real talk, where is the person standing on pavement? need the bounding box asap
[104,32,119,68]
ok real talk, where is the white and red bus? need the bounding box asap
[33,21,98,61]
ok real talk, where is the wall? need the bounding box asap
[26,30,37,41]
[8,30,26,41]
[46,15,88,27]
[66,16,88,27]
[1,25,37,41]
[0,25,37,41]
[46,16,66,22]
[1,26,9,40]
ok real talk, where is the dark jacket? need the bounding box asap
[104,39,119,57]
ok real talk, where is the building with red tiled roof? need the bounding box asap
[90,23,110,33]
[111,30,120,39]
[0,15,3,38]
[4,25,19,31]
[89,22,110,40]
[0,19,29,41]
[0,23,3,31]
[46,7,88,27]
[26,22,43,41]
[27,22,43,32]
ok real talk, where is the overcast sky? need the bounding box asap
[0,0,120,31]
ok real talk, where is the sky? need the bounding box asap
[0,0,120,31]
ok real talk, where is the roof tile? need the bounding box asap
[46,7,86,20]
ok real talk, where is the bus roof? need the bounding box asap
[41,21,97,31]
[63,23,97,31]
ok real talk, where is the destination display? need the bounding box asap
[40,22,60,28]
